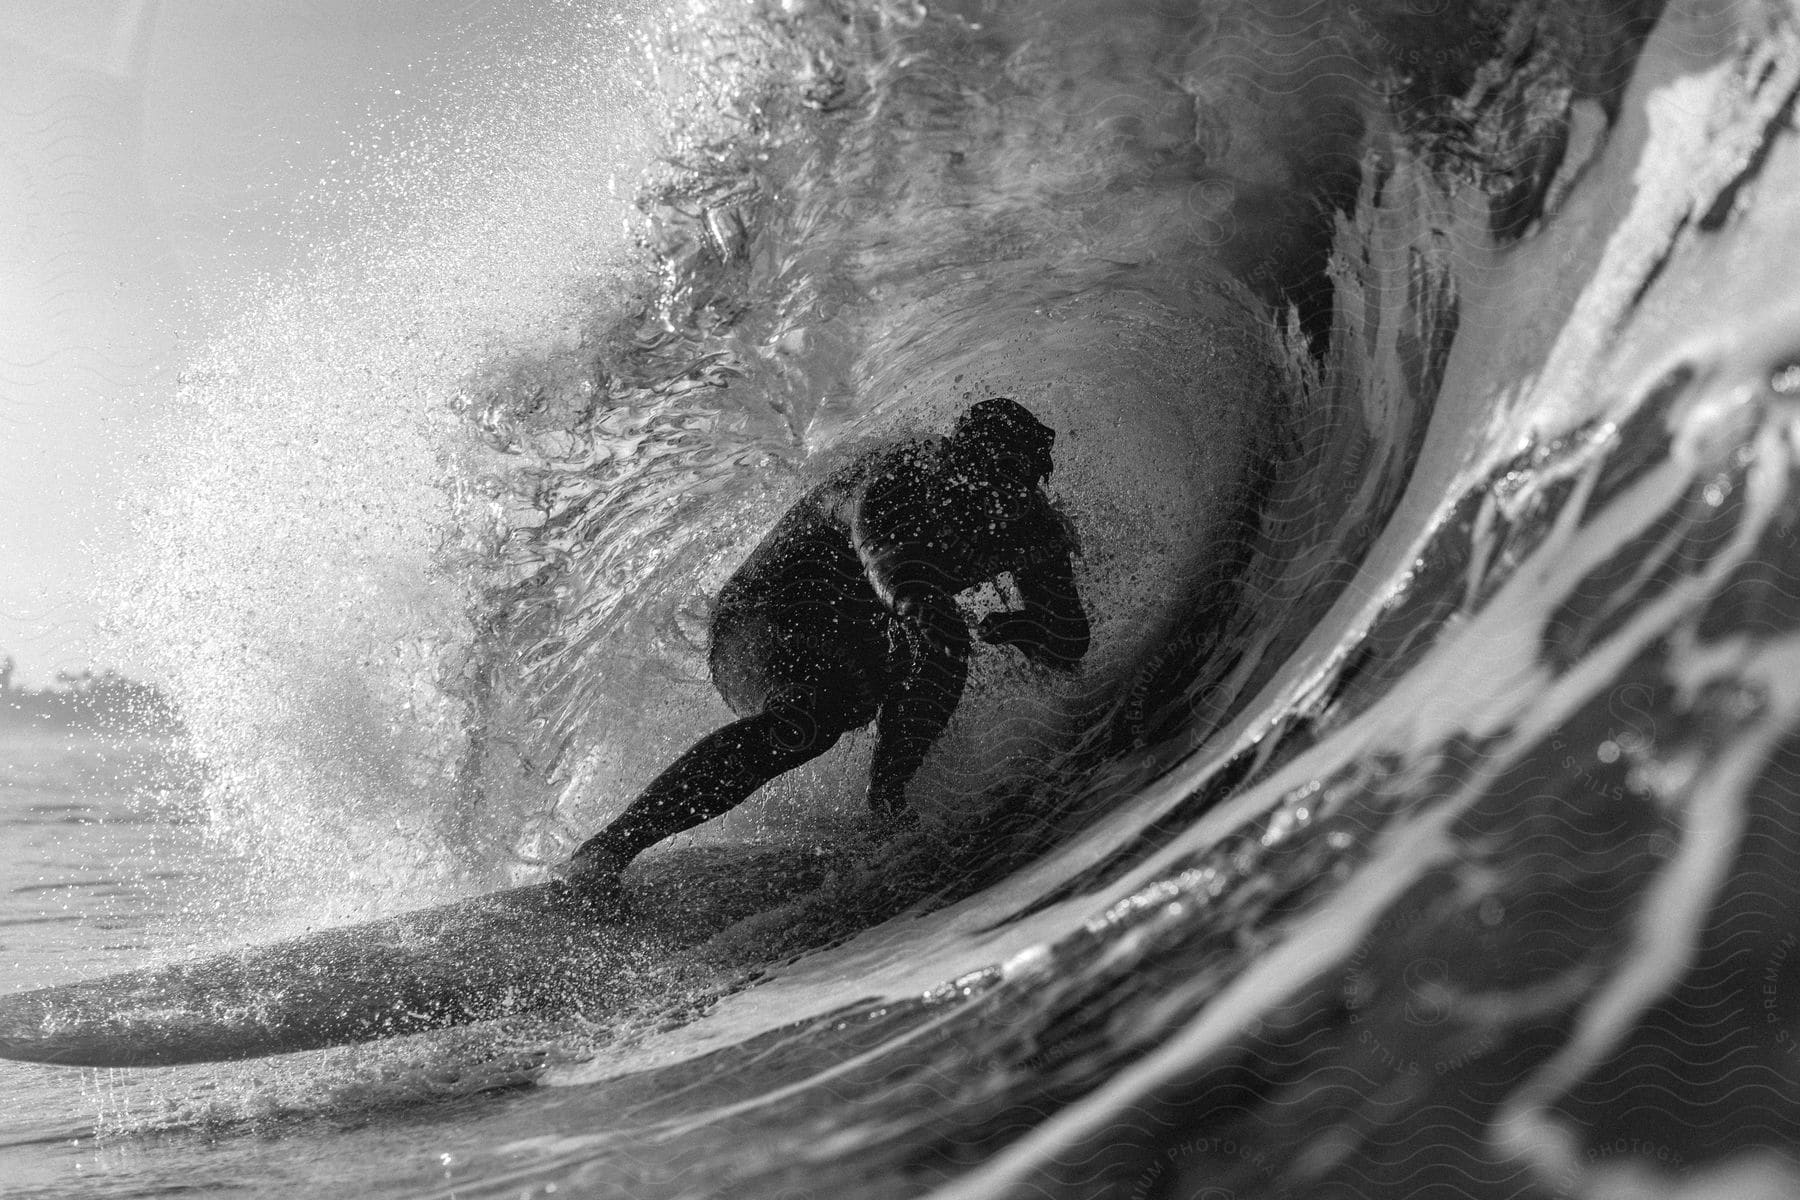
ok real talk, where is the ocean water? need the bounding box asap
[8,0,1800,1196]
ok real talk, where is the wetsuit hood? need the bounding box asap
[950,397,1056,481]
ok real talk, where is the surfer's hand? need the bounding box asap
[894,587,963,656]
[979,612,1080,672]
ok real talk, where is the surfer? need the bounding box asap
[561,397,1089,894]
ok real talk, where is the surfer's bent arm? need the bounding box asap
[980,505,1088,671]
[848,448,960,628]
[981,549,1088,671]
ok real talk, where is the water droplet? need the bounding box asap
[1769,362,1800,396]
[1597,740,1620,764]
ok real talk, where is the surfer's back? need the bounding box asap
[713,438,941,620]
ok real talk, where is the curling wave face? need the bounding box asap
[102,0,1800,1196]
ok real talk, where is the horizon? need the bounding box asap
[0,653,164,693]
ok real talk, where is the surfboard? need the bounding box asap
[0,843,832,1068]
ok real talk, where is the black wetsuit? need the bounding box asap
[568,398,1088,874]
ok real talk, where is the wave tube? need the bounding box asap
[115,1,1800,1197]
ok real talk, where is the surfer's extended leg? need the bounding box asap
[567,703,847,878]
[868,615,969,820]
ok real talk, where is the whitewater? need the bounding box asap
[5,0,1800,1196]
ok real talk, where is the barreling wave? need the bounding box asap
[102,1,1800,1196]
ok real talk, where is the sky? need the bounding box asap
[0,1,552,685]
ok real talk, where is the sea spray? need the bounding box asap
[117,4,660,914]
